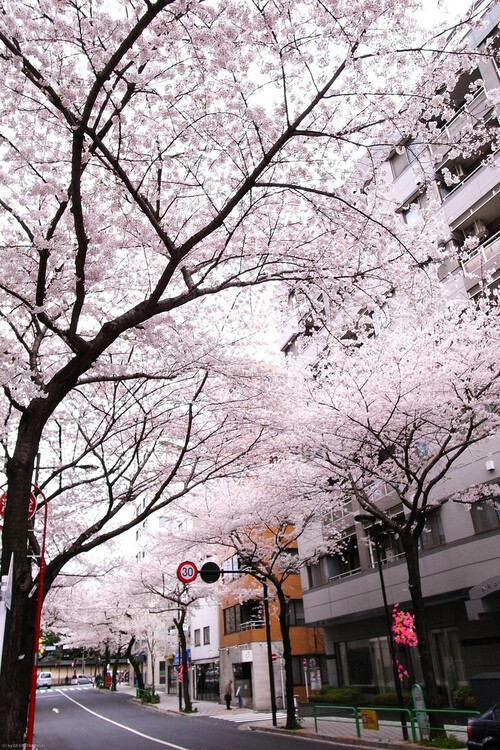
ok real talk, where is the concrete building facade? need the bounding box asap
[288,3,500,707]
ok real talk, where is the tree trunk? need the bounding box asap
[276,586,298,730]
[111,648,122,691]
[0,428,42,744]
[175,612,192,712]
[125,638,145,691]
[403,536,445,733]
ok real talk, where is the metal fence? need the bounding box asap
[311,704,480,744]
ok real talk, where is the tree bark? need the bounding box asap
[276,586,298,730]
[125,638,145,692]
[175,612,192,712]
[111,647,122,691]
[0,418,45,742]
[403,536,445,733]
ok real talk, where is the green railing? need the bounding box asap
[312,704,416,743]
[312,704,480,744]
[414,708,480,742]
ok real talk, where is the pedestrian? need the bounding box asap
[223,679,233,710]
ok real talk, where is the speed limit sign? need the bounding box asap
[177,561,198,583]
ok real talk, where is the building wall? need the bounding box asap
[294,2,500,704]
[218,571,326,708]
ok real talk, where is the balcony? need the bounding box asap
[461,229,500,293]
[439,150,500,229]
[239,619,265,631]
[430,88,495,169]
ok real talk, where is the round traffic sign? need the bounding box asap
[0,490,37,520]
[199,561,221,584]
[177,561,198,583]
[272,653,277,662]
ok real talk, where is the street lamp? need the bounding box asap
[354,514,409,741]
[262,581,278,727]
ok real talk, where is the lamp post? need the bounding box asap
[354,515,408,740]
[262,581,278,727]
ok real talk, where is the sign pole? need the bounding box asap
[26,486,48,750]
[262,581,277,727]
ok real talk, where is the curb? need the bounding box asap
[250,725,429,749]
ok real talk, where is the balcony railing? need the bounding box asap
[461,228,500,274]
[239,619,265,631]
[328,566,362,582]
[430,87,494,167]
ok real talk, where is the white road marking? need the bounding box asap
[57,690,191,749]
[213,711,287,723]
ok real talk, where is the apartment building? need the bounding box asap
[286,3,500,706]
[218,553,326,709]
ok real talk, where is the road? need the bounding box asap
[33,686,336,750]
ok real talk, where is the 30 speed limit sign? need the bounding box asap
[177,561,198,583]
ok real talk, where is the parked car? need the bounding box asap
[71,674,93,685]
[37,672,52,689]
[467,701,500,750]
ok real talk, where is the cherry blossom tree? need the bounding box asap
[1,352,268,738]
[0,0,489,741]
[45,568,163,691]
[186,468,334,729]
[285,295,500,713]
[129,530,223,713]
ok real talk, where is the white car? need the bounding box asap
[71,674,93,685]
[37,672,52,689]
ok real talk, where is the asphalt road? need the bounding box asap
[33,687,332,750]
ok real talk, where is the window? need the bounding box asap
[400,192,426,226]
[222,553,242,576]
[470,498,500,533]
[306,560,328,588]
[240,600,263,629]
[223,600,263,633]
[224,606,238,634]
[389,140,421,178]
[431,628,466,705]
[325,533,361,579]
[291,655,328,685]
[365,513,405,565]
[367,481,389,501]
[419,510,445,550]
[203,626,210,645]
[159,660,166,685]
[288,599,305,626]
[194,629,200,647]
[324,496,353,526]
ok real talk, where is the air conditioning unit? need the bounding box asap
[471,219,489,239]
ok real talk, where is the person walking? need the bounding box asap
[223,679,233,710]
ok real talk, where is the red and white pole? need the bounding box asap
[26,485,48,750]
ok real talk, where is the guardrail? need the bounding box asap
[414,708,480,742]
[312,704,480,744]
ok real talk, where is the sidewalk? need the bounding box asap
[119,684,281,721]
